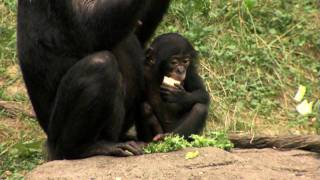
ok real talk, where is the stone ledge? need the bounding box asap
[27,148,320,180]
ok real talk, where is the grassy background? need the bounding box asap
[0,0,319,178]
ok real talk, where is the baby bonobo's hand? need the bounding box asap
[174,83,185,91]
[153,133,171,142]
[160,83,187,103]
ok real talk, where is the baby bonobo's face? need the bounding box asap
[166,54,191,82]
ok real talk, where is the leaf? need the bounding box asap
[185,151,200,159]
[296,100,313,115]
[143,135,191,154]
[269,28,277,35]
[144,132,234,154]
[294,85,306,102]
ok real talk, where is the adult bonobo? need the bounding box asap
[136,33,210,142]
[17,0,171,160]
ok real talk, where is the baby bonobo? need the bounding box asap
[136,33,210,142]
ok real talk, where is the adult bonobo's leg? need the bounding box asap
[47,51,143,160]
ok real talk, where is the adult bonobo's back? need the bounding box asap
[17,0,171,160]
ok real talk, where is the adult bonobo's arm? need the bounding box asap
[136,0,171,46]
[57,0,146,48]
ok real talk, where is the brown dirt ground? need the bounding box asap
[27,147,320,180]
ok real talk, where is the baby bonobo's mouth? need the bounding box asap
[168,72,186,82]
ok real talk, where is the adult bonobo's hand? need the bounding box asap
[160,84,190,104]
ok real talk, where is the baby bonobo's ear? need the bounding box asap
[145,47,155,66]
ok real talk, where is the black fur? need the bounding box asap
[136,0,171,46]
[137,33,210,142]
[18,0,170,160]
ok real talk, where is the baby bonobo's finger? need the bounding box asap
[153,133,171,142]
[152,134,163,141]
[161,85,178,93]
[174,83,184,90]
[160,84,171,90]
[160,89,171,95]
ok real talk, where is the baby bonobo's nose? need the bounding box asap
[177,66,185,74]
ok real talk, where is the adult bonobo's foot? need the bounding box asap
[47,140,145,160]
[103,141,145,157]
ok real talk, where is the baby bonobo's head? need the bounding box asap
[164,54,191,82]
[146,33,197,85]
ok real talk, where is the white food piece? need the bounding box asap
[296,100,313,115]
[294,85,306,102]
[162,76,181,87]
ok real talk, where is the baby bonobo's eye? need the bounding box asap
[170,59,178,65]
[183,58,191,64]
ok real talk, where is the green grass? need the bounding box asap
[0,0,319,178]
[1,1,44,179]
[156,0,320,134]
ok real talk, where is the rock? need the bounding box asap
[26,148,320,180]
